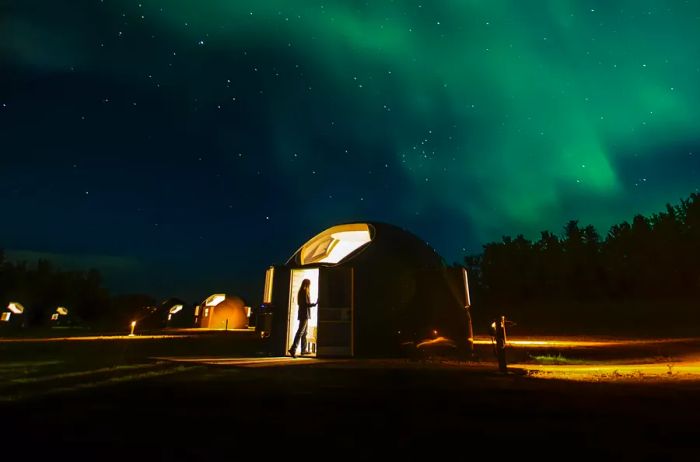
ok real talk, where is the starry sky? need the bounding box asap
[2,1,699,302]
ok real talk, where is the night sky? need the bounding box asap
[2,1,699,302]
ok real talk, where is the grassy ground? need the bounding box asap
[2,333,700,458]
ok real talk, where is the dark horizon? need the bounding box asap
[3,190,699,309]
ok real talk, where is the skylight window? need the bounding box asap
[299,224,372,265]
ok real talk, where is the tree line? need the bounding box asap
[0,253,157,329]
[464,193,700,334]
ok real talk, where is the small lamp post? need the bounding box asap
[129,320,137,336]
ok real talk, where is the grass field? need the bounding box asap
[2,332,700,458]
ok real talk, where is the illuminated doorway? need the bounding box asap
[287,268,319,357]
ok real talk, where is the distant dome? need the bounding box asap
[198,294,248,329]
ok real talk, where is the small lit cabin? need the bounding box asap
[257,222,471,357]
[1,302,26,328]
[50,306,71,326]
[160,298,194,328]
[195,294,249,330]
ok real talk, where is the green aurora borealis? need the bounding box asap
[2,0,700,297]
[132,0,700,233]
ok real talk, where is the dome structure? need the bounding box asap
[259,222,471,357]
[196,294,248,330]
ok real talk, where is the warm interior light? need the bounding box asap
[169,304,183,314]
[287,268,319,356]
[205,294,226,307]
[131,321,136,327]
[7,302,24,314]
[263,267,274,303]
[463,268,471,308]
[298,224,372,265]
[1,312,11,322]
[56,307,69,316]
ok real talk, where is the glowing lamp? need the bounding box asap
[263,267,274,304]
[51,313,59,321]
[169,304,183,314]
[462,268,471,308]
[129,320,137,336]
[1,312,10,322]
[56,307,69,316]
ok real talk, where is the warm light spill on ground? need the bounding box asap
[0,335,194,343]
[473,336,699,348]
[0,327,256,343]
[153,356,336,368]
[512,360,700,382]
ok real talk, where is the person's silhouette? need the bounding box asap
[289,279,317,358]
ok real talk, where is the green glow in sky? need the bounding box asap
[4,0,700,259]
[156,1,698,237]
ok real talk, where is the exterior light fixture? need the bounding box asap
[129,320,137,336]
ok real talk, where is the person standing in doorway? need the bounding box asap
[289,279,317,358]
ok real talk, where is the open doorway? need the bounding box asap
[287,268,319,357]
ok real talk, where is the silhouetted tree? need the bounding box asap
[464,192,700,333]
[0,252,118,328]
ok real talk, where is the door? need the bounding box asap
[317,267,354,357]
[286,268,319,356]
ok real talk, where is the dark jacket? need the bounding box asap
[297,287,316,320]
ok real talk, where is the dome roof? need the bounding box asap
[287,222,444,269]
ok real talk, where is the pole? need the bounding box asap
[225,318,228,331]
[495,315,507,373]
[466,306,474,355]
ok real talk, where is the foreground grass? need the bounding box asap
[0,362,199,402]
[529,354,596,365]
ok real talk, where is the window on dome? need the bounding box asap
[299,224,372,265]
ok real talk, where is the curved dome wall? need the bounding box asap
[284,222,468,356]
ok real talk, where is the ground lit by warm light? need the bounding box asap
[0,327,257,343]
[512,360,700,382]
[472,335,700,382]
[153,356,327,368]
[473,335,699,348]
[0,335,194,343]
[3,333,700,383]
